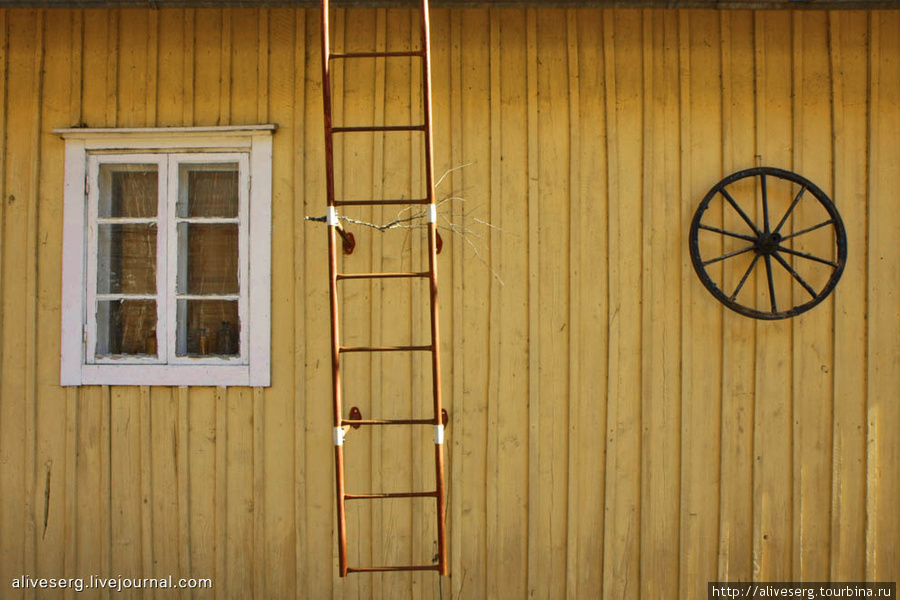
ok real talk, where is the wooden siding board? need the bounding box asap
[602,9,643,600]
[457,7,490,598]
[828,9,868,582]
[0,10,39,595]
[867,10,900,583]
[791,9,835,582]
[572,7,609,598]
[717,8,756,584]
[639,9,681,600]
[266,8,299,600]
[752,9,794,582]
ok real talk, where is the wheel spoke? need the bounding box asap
[761,172,771,233]
[720,188,762,236]
[730,254,760,301]
[764,254,778,313]
[701,245,755,267]
[698,223,758,243]
[776,245,839,268]
[780,219,834,241]
[773,185,807,235]
[772,251,818,299]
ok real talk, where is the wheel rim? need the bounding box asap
[689,167,847,320]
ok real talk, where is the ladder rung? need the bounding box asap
[339,345,432,353]
[330,51,423,59]
[341,418,435,426]
[331,125,425,133]
[333,198,430,207]
[345,491,438,500]
[347,566,440,574]
[337,271,429,280]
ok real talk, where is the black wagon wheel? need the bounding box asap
[689,167,847,320]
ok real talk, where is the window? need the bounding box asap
[58,126,274,386]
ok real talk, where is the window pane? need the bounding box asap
[97,224,157,294]
[176,299,240,357]
[96,299,157,357]
[177,165,239,218]
[99,165,158,218]
[177,223,239,294]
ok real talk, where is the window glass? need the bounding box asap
[96,299,158,357]
[99,166,158,218]
[97,224,157,295]
[177,299,240,357]
[178,165,239,218]
[177,223,239,294]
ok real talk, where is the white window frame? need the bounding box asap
[57,126,275,387]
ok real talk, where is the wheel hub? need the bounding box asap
[755,231,782,256]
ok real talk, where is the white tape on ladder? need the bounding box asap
[334,426,345,446]
[327,206,339,227]
[427,204,437,224]
[433,424,444,445]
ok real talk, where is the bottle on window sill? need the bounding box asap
[146,329,157,356]
[198,329,209,355]
[217,321,233,356]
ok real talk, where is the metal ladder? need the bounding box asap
[319,0,448,577]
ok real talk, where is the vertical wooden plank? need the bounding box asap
[532,8,571,600]
[482,8,531,600]
[182,9,195,126]
[150,389,180,598]
[486,9,502,600]
[828,10,868,582]
[220,9,232,126]
[292,9,309,600]
[253,387,265,600]
[866,10,900,584]
[187,387,216,600]
[147,10,158,126]
[429,9,453,600]
[752,10,793,582]
[572,7,609,598]
[717,9,757,584]
[230,8,259,124]
[601,10,643,600]
[564,10,580,600]
[192,9,222,127]
[639,10,681,600]
[215,386,227,597]
[448,8,464,598]
[266,9,298,600]
[140,387,154,600]
[791,10,834,582]
[23,11,43,600]
[524,6,541,599]
[109,387,144,600]
[158,9,186,126]
[457,8,491,599]
[176,387,192,600]
[679,10,723,599]
[0,10,39,596]
[117,9,149,127]
[226,387,254,600]
[302,10,334,598]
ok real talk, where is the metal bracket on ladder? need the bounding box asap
[320,0,448,578]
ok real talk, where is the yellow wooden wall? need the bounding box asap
[0,7,897,599]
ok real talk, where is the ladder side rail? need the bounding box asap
[320,0,349,578]
[419,0,448,577]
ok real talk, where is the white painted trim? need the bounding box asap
[59,127,274,387]
[54,125,277,138]
[248,133,272,387]
[60,140,87,385]
[80,364,252,387]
